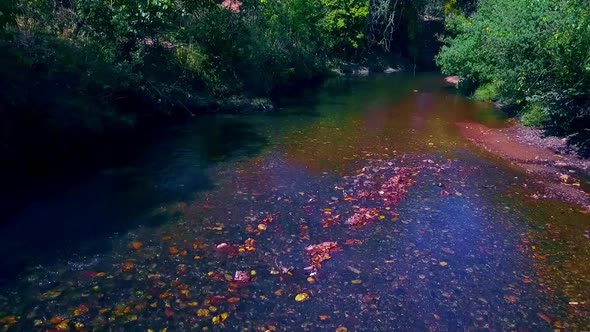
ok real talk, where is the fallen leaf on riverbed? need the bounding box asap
[0,315,18,325]
[345,207,380,227]
[238,238,256,252]
[40,289,62,300]
[49,316,66,324]
[344,239,363,245]
[234,271,252,284]
[121,261,135,272]
[196,309,210,317]
[55,319,70,330]
[504,295,519,303]
[212,312,229,325]
[321,214,341,228]
[305,242,339,274]
[73,304,89,317]
[295,293,310,302]
[130,242,143,250]
[351,279,362,284]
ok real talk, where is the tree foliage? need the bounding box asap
[321,0,369,54]
[437,0,590,154]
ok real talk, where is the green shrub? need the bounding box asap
[437,0,590,154]
[472,83,497,102]
[521,103,548,127]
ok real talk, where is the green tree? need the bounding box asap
[437,0,590,154]
[0,0,17,30]
[321,0,369,54]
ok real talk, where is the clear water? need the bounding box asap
[0,73,588,331]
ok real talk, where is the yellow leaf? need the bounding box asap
[196,309,210,317]
[212,312,229,325]
[56,320,70,331]
[41,289,62,299]
[351,279,362,284]
[295,293,310,302]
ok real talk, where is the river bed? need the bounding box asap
[0,73,588,331]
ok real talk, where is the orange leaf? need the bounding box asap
[121,261,134,272]
[50,316,65,324]
[504,295,518,303]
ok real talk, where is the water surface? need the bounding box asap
[0,73,588,331]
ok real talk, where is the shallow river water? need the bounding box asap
[1,73,589,331]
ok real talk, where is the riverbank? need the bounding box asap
[459,121,590,210]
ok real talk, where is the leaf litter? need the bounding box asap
[1,153,584,331]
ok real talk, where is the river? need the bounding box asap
[0,73,588,331]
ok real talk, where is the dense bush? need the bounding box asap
[437,0,590,155]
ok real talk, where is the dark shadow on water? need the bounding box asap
[0,116,268,285]
[270,75,376,119]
